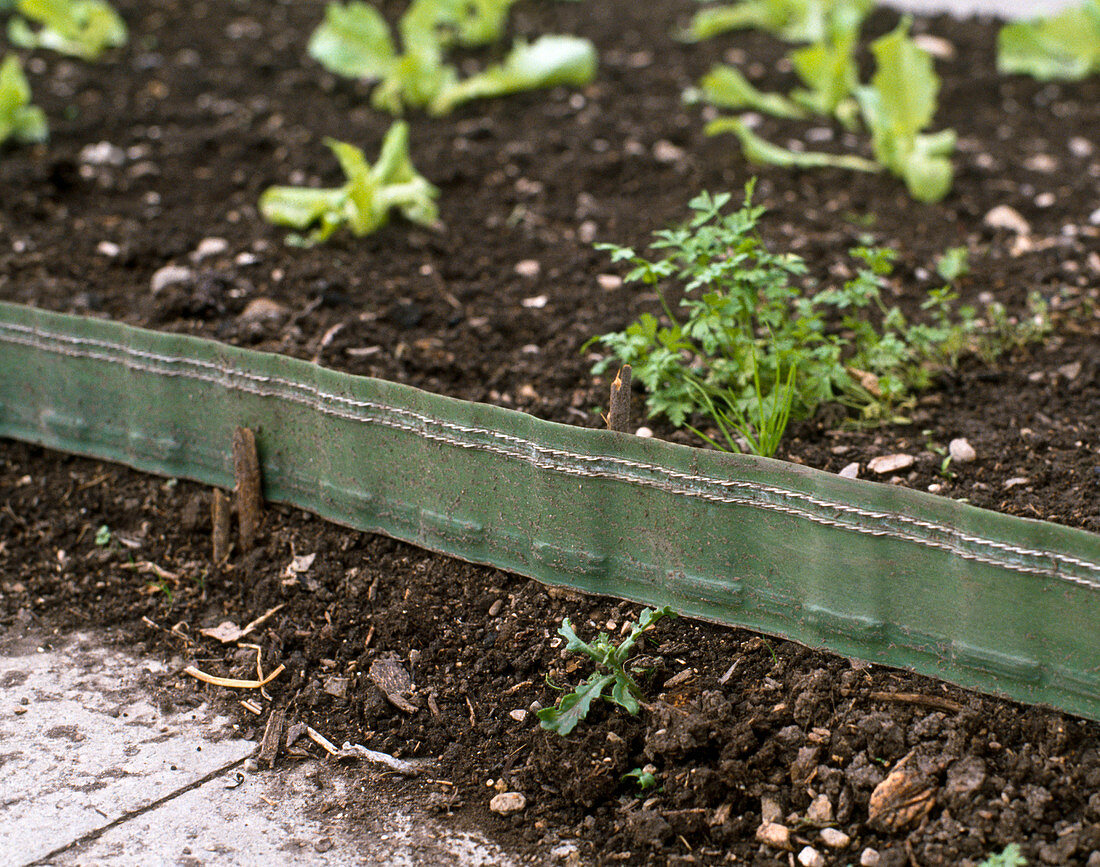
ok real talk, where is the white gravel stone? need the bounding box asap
[514,259,541,278]
[820,827,851,849]
[150,264,193,294]
[806,794,833,825]
[755,821,791,850]
[948,438,977,463]
[798,845,825,867]
[508,709,527,723]
[839,462,860,479]
[635,427,653,438]
[488,792,526,815]
[861,847,881,866]
[867,453,915,474]
[79,141,126,166]
[984,204,1031,235]
[192,237,229,262]
[96,241,121,258]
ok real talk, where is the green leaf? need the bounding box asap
[536,673,616,735]
[867,18,938,141]
[789,34,859,120]
[429,34,597,115]
[694,65,808,119]
[0,55,48,146]
[997,0,1100,80]
[676,1,777,42]
[259,123,438,244]
[705,116,880,172]
[308,0,397,80]
[10,0,126,60]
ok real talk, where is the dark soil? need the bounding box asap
[2,0,1098,864]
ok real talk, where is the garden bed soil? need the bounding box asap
[1,0,1099,864]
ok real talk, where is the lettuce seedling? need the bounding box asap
[691,64,808,119]
[309,0,594,115]
[997,0,1100,80]
[538,607,675,736]
[679,0,872,44]
[0,55,47,147]
[8,0,127,61]
[855,18,956,203]
[259,122,440,245]
[429,35,597,116]
[788,28,860,126]
[705,116,878,173]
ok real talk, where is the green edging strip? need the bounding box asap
[1,301,1098,720]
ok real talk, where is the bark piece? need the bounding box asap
[259,707,286,769]
[211,488,230,564]
[369,655,418,714]
[868,750,938,831]
[232,426,263,552]
[608,364,632,433]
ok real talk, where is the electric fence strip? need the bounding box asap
[1,302,1098,720]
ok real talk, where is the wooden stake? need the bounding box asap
[232,426,263,552]
[608,364,632,433]
[211,488,230,564]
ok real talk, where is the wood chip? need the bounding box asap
[306,725,341,756]
[184,663,285,690]
[259,707,286,769]
[868,750,939,831]
[232,426,263,552]
[608,365,632,432]
[211,487,230,564]
[369,655,418,714]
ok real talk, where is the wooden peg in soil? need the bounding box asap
[232,426,263,552]
[211,488,231,564]
[607,364,632,433]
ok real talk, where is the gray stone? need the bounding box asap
[151,264,194,294]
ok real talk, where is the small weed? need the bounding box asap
[94,524,111,546]
[537,606,675,736]
[978,843,1027,867]
[935,246,970,283]
[623,765,659,792]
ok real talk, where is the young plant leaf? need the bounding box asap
[705,116,879,172]
[259,122,439,245]
[429,35,597,115]
[997,0,1100,80]
[693,65,808,119]
[536,673,616,735]
[856,18,956,202]
[307,0,398,81]
[678,0,873,45]
[9,0,127,61]
[788,33,859,124]
[0,55,48,146]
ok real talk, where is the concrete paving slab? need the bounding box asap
[0,627,516,867]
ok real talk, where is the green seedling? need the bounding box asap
[978,844,1027,867]
[9,0,127,61]
[705,116,879,173]
[589,184,1044,453]
[997,0,1100,80]
[788,26,860,125]
[690,64,809,119]
[259,122,440,246]
[428,35,597,116]
[0,55,47,146]
[537,606,675,736]
[855,18,956,203]
[93,524,111,546]
[935,246,970,283]
[307,0,595,115]
[678,0,872,44]
[623,765,659,792]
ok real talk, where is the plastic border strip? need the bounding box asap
[1,302,1098,720]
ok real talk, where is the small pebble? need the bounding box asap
[238,297,289,322]
[912,33,955,58]
[521,295,548,309]
[596,274,622,291]
[652,140,685,164]
[755,821,791,850]
[551,843,579,861]
[96,241,121,258]
[314,837,334,853]
[838,462,860,479]
[948,438,977,463]
[515,259,541,278]
[868,453,915,475]
[1004,476,1030,489]
[861,848,881,867]
[984,204,1031,235]
[235,251,259,266]
[806,794,833,825]
[1086,207,1100,226]
[489,791,527,815]
[820,827,851,849]
[79,141,126,166]
[150,264,193,294]
[1058,361,1082,381]
[1069,136,1093,158]
[798,846,825,867]
[760,796,783,824]
[635,427,653,438]
[509,708,527,723]
[191,237,229,262]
